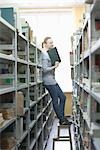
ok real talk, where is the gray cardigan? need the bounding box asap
[41,51,57,85]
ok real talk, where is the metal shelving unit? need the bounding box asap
[0,9,54,150]
[71,0,100,149]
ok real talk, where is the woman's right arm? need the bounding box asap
[42,54,59,73]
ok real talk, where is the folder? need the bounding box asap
[47,47,61,66]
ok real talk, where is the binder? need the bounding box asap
[0,8,15,26]
[47,47,61,66]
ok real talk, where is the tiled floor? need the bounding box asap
[45,118,76,150]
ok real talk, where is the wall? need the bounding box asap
[20,10,74,92]
[72,5,85,30]
[0,2,85,92]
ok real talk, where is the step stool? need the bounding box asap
[53,124,73,150]
[53,138,71,150]
[57,124,71,139]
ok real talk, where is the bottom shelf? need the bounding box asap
[92,138,100,150]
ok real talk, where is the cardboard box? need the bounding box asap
[1,133,16,149]
[64,92,72,116]
[29,29,34,43]
[16,91,24,116]
[0,108,15,120]
[0,113,4,126]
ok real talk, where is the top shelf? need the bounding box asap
[91,0,100,13]
[0,16,15,32]
[93,137,100,150]
[85,0,93,4]
[0,17,15,43]
[91,38,100,54]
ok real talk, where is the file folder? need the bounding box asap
[47,47,61,66]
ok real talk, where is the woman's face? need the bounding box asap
[45,38,54,49]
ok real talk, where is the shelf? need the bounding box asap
[43,140,47,150]
[0,74,14,79]
[37,128,42,140]
[29,62,37,66]
[17,83,28,90]
[0,16,15,32]
[37,96,43,102]
[71,1,100,149]
[91,122,100,137]
[37,112,42,120]
[29,82,37,87]
[85,0,93,4]
[30,101,36,108]
[0,85,15,95]
[17,131,28,145]
[91,91,100,104]
[0,118,16,133]
[30,139,36,150]
[46,109,52,122]
[37,64,42,68]
[18,33,28,42]
[83,85,90,94]
[83,14,90,31]
[0,53,15,61]
[42,91,49,98]
[83,49,90,60]
[91,0,100,13]
[29,120,36,130]
[24,107,29,114]
[42,100,52,113]
[0,10,54,150]
[93,137,100,150]
[17,58,28,64]
[37,81,43,84]
[79,129,84,141]
[30,42,36,48]
[91,38,100,54]
[17,74,27,78]
[83,112,91,128]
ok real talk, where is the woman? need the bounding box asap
[41,36,71,125]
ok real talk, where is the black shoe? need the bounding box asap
[64,116,73,123]
[64,116,80,127]
[59,119,71,125]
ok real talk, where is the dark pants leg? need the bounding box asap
[45,83,66,122]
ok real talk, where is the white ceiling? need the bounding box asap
[0,0,85,8]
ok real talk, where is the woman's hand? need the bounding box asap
[54,61,59,68]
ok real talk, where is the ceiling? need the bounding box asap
[0,0,85,8]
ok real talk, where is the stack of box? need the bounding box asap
[92,82,100,92]
[1,133,16,150]
[20,18,34,43]
[0,108,15,120]
[16,91,24,116]
[0,113,4,127]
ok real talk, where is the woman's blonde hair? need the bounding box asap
[43,37,51,43]
[42,36,52,48]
